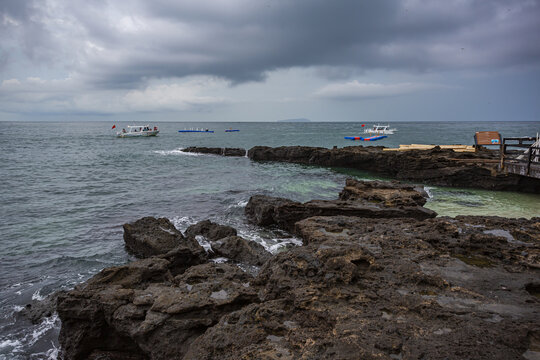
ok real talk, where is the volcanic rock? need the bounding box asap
[246,145,540,193]
[57,257,258,360]
[189,215,540,359]
[245,179,436,232]
[182,147,246,157]
[123,217,185,258]
[339,178,428,206]
[211,236,271,266]
[184,220,237,241]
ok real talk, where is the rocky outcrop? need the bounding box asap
[181,145,540,193]
[57,183,540,359]
[182,147,246,157]
[184,220,237,241]
[211,236,271,266]
[339,178,428,206]
[247,145,540,193]
[187,215,540,359]
[245,179,436,232]
[123,217,186,258]
[57,258,258,360]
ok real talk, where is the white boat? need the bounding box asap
[117,125,159,138]
[364,124,397,135]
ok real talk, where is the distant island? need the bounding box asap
[277,118,310,123]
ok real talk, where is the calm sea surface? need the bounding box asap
[1,121,539,358]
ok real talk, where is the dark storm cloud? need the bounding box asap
[2,0,540,88]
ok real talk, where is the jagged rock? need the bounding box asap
[182,147,246,157]
[188,215,539,359]
[245,180,437,232]
[123,217,185,258]
[58,211,540,359]
[339,178,428,206]
[57,258,259,360]
[246,145,540,193]
[244,195,297,226]
[19,292,61,324]
[211,236,271,266]
[184,220,237,241]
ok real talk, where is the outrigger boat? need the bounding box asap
[345,135,388,141]
[117,125,159,138]
[178,128,214,133]
[364,124,397,135]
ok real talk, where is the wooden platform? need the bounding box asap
[383,144,476,152]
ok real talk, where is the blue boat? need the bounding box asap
[225,129,240,132]
[344,135,387,141]
[178,129,214,133]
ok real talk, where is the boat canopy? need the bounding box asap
[127,125,150,128]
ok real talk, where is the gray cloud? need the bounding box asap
[1,0,540,89]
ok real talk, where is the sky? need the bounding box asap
[1,0,540,122]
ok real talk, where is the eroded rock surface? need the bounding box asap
[245,179,436,232]
[58,183,540,359]
[123,217,185,258]
[181,145,540,193]
[184,220,237,241]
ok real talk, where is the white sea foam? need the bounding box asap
[0,339,20,350]
[0,314,60,358]
[195,235,213,253]
[424,186,434,199]
[170,216,197,232]
[211,257,228,263]
[31,289,45,301]
[153,148,201,156]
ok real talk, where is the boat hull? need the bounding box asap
[178,130,214,133]
[345,135,388,141]
[117,130,159,138]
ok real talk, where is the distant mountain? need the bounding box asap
[277,118,310,123]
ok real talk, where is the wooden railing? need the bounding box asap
[500,137,540,177]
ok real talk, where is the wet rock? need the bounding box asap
[247,145,540,193]
[19,292,61,324]
[245,180,436,232]
[184,220,237,241]
[57,258,259,360]
[339,178,428,206]
[58,208,540,359]
[123,217,185,258]
[182,147,246,157]
[211,236,271,266]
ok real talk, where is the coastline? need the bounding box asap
[183,145,540,193]
[48,179,540,359]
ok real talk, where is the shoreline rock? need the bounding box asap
[182,145,540,193]
[245,179,437,232]
[56,181,540,359]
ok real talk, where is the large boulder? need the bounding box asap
[245,188,436,233]
[339,178,428,206]
[184,220,237,241]
[57,259,259,360]
[123,217,185,258]
[211,236,271,266]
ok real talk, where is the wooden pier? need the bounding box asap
[499,136,540,179]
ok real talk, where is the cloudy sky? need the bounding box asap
[1,0,539,122]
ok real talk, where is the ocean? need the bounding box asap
[1,121,539,359]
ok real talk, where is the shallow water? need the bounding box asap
[0,120,539,358]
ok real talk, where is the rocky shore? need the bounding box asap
[182,145,540,193]
[52,180,540,359]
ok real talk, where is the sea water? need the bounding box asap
[1,121,539,358]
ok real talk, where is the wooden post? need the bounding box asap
[499,141,505,171]
[527,149,532,176]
